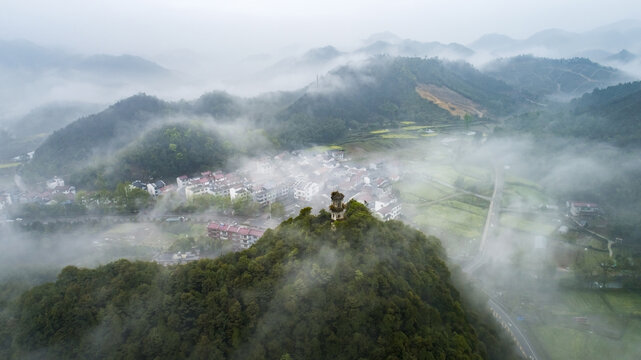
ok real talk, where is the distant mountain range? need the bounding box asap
[0,39,175,124]
[0,39,169,77]
[468,19,641,61]
[23,51,640,188]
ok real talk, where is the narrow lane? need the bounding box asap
[461,165,539,360]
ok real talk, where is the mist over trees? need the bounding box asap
[2,202,517,359]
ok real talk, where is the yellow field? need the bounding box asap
[380,134,418,139]
[0,162,20,169]
[415,83,485,118]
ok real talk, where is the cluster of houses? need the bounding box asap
[172,149,402,221]
[130,179,175,197]
[1,176,76,209]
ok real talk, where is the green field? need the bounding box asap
[410,197,488,239]
[370,129,390,134]
[380,133,419,139]
[395,179,455,203]
[401,125,430,131]
[499,213,557,235]
[502,177,550,208]
[306,145,344,152]
[0,162,20,169]
[528,289,641,360]
[532,321,641,360]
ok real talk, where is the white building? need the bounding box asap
[375,203,402,220]
[294,181,319,202]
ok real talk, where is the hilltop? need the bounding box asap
[5,201,516,359]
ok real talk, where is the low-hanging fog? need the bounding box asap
[3,2,641,359]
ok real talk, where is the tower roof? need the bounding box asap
[331,191,344,201]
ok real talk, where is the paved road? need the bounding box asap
[489,299,538,360]
[461,166,540,360]
[12,212,273,230]
[463,166,503,274]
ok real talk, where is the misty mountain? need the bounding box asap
[572,81,641,124]
[605,49,637,64]
[356,39,474,59]
[506,80,641,146]
[261,46,347,77]
[0,39,169,77]
[7,102,105,139]
[0,39,69,69]
[362,31,404,45]
[21,94,174,182]
[21,90,296,187]
[301,46,345,64]
[5,202,517,359]
[501,80,641,238]
[74,54,169,77]
[469,20,641,59]
[483,55,627,99]
[468,34,517,53]
[0,39,176,126]
[273,56,523,147]
[260,37,475,89]
[23,56,526,185]
[0,102,103,161]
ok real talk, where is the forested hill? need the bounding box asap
[483,55,627,99]
[507,81,641,146]
[273,56,524,147]
[572,81,641,118]
[503,81,641,240]
[23,56,527,187]
[7,201,516,359]
[22,94,174,181]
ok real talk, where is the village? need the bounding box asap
[0,149,403,264]
[151,149,403,263]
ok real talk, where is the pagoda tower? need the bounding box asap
[329,191,346,221]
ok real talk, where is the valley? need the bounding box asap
[2,11,641,359]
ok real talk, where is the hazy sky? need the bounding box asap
[1,0,640,58]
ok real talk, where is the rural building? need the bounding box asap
[569,201,600,217]
[293,181,319,201]
[207,222,265,251]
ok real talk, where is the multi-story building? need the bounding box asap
[207,222,265,251]
[293,181,319,202]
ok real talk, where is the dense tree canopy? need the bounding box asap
[6,201,516,359]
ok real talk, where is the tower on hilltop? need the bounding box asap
[329,191,346,221]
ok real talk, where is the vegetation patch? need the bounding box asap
[5,202,515,359]
[370,129,390,134]
[0,162,20,169]
[395,179,455,203]
[401,125,430,131]
[307,145,344,152]
[380,133,418,139]
[412,200,486,239]
[499,213,556,235]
